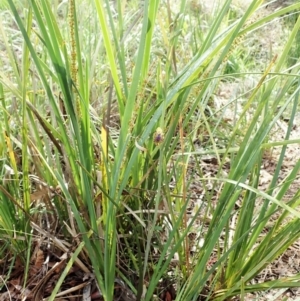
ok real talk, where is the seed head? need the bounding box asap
[154,127,164,145]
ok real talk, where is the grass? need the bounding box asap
[1,0,300,300]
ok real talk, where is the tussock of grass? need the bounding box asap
[0,0,300,300]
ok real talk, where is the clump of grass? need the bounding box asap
[1,0,300,300]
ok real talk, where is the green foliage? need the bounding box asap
[1,0,300,300]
